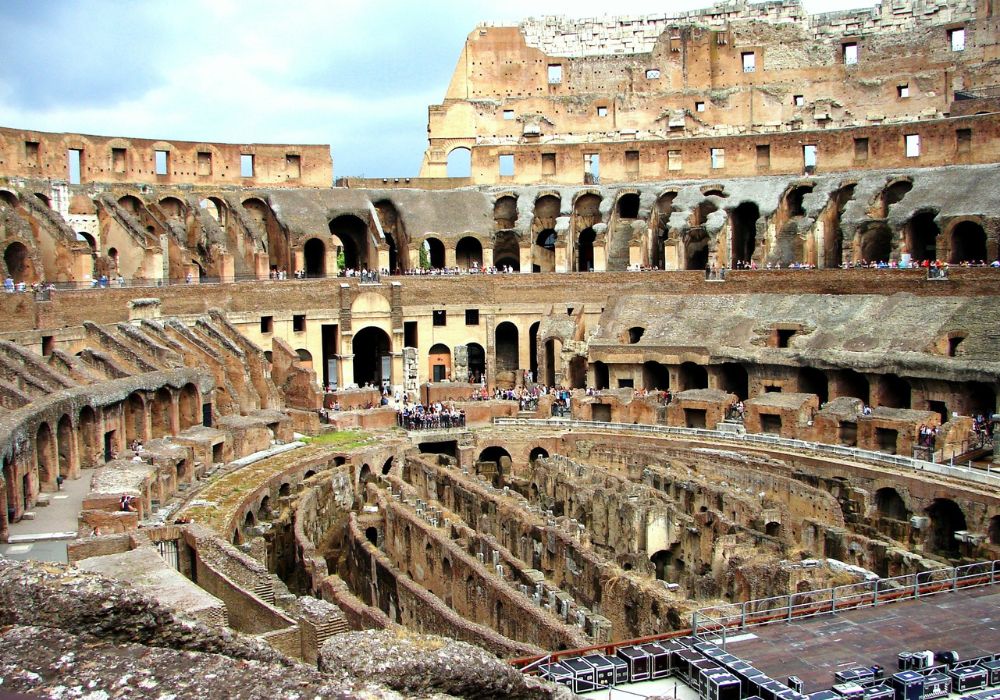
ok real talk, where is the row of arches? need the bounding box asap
[873,487,1000,555]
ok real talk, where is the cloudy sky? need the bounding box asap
[0,0,877,178]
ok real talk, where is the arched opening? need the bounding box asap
[352,327,392,388]
[358,464,374,493]
[823,184,856,268]
[925,498,966,556]
[365,526,379,545]
[765,521,782,538]
[151,388,173,438]
[329,215,369,270]
[785,185,814,217]
[494,195,518,229]
[158,197,184,219]
[117,195,143,214]
[124,393,145,444]
[57,414,73,478]
[529,447,549,462]
[949,221,987,263]
[76,231,96,251]
[730,202,760,267]
[479,446,511,465]
[428,343,451,382]
[627,327,645,344]
[577,228,595,272]
[178,383,199,429]
[839,369,870,404]
[879,374,911,409]
[258,495,271,520]
[493,230,520,271]
[906,211,938,263]
[455,236,483,270]
[528,322,539,382]
[650,544,683,582]
[967,382,997,417]
[642,362,670,391]
[243,510,256,536]
[544,338,561,386]
[858,222,892,263]
[279,482,291,497]
[718,363,749,400]
[0,190,18,208]
[303,237,326,277]
[373,200,408,273]
[79,406,99,468]
[495,322,519,379]
[36,422,55,488]
[478,446,511,487]
[878,180,912,218]
[652,192,678,269]
[875,487,910,521]
[381,457,394,475]
[617,192,640,219]
[798,367,829,404]
[422,238,445,269]
[593,361,609,390]
[533,229,556,272]
[446,147,471,178]
[467,342,486,384]
[679,362,708,391]
[3,241,37,285]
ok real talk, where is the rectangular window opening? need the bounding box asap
[695,101,705,112]
[433,310,447,327]
[710,148,725,169]
[154,150,169,176]
[645,68,660,79]
[741,51,756,73]
[843,42,859,65]
[956,128,972,154]
[597,105,608,117]
[502,109,515,120]
[905,134,921,158]
[292,314,306,332]
[240,153,255,178]
[897,84,910,99]
[260,316,274,334]
[584,153,600,183]
[625,150,640,175]
[854,137,869,162]
[547,64,563,84]
[803,144,817,173]
[794,94,805,106]
[541,152,556,176]
[41,336,54,356]
[404,321,418,348]
[285,154,301,178]
[465,309,479,325]
[756,144,771,169]
[68,149,82,185]
[112,148,127,174]
[668,150,682,171]
[761,414,783,435]
[498,154,515,177]
[949,28,965,52]
[197,151,212,176]
[25,141,40,166]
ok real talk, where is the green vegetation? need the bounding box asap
[300,430,373,449]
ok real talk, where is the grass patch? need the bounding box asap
[300,430,373,449]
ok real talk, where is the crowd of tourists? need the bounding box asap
[396,401,466,430]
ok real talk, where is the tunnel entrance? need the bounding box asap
[925,498,966,556]
[352,327,391,389]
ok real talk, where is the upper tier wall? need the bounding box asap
[0,126,333,187]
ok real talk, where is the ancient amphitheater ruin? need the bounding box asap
[1,0,999,697]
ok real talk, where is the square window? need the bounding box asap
[905,134,920,158]
[625,150,639,175]
[695,101,705,112]
[498,154,514,176]
[584,153,600,182]
[645,68,660,79]
[240,153,254,177]
[668,150,682,171]
[741,51,756,72]
[197,151,212,176]
[112,147,126,174]
[541,152,556,176]
[597,106,608,117]
[42,336,54,356]
[547,64,563,84]
[956,128,971,154]
[950,28,965,52]
[854,137,869,162]
[285,154,301,178]
[292,314,306,332]
[465,309,479,325]
[843,42,859,65]
[154,150,169,175]
[803,144,817,171]
[25,140,40,165]
[433,310,447,326]
[404,321,418,348]
[710,148,725,169]
[794,94,805,106]
[260,316,274,334]
[756,144,771,168]
[898,84,909,99]
[503,109,515,120]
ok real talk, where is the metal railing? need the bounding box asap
[491,417,1000,488]
[691,559,1000,648]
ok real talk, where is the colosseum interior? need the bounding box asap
[1,0,999,697]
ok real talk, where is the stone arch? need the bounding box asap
[875,487,910,521]
[925,498,966,555]
[494,322,519,378]
[352,326,392,388]
[617,192,640,219]
[493,194,518,229]
[36,422,55,488]
[652,190,678,269]
[79,406,100,468]
[876,178,913,218]
[124,393,145,444]
[857,221,893,263]
[178,383,200,429]
[650,544,683,581]
[428,343,451,382]
[373,199,409,272]
[243,509,256,534]
[296,349,313,367]
[0,189,19,208]
[3,241,38,285]
[303,237,327,276]
[151,387,173,439]
[76,231,96,252]
[422,237,445,269]
[279,482,291,497]
[533,229,556,273]
[543,337,561,386]
[117,195,143,214]
[577,227,596,272]
[821,184,856,268]
[381,457,394,475]
[642,361,670,391]
[905,210,939,263]
[765,521,782,538]
[684,201,716,270]
[784,184,814,218]
[493,230,520,271]
[529,446,549,462]
[158,196,184,219]
[57,414,74,478]
[199,196,227,227]
[730,201,760,267]
[446,147,471,178]
[358,463,374,493]
[466,342,486,383]
[258,495,271,520]
[455,236,483,269]
[679,362,708,391]
[948,220,988,263]
[329,215,370,271]
[626,327,645,344]
[365,526,379,545]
